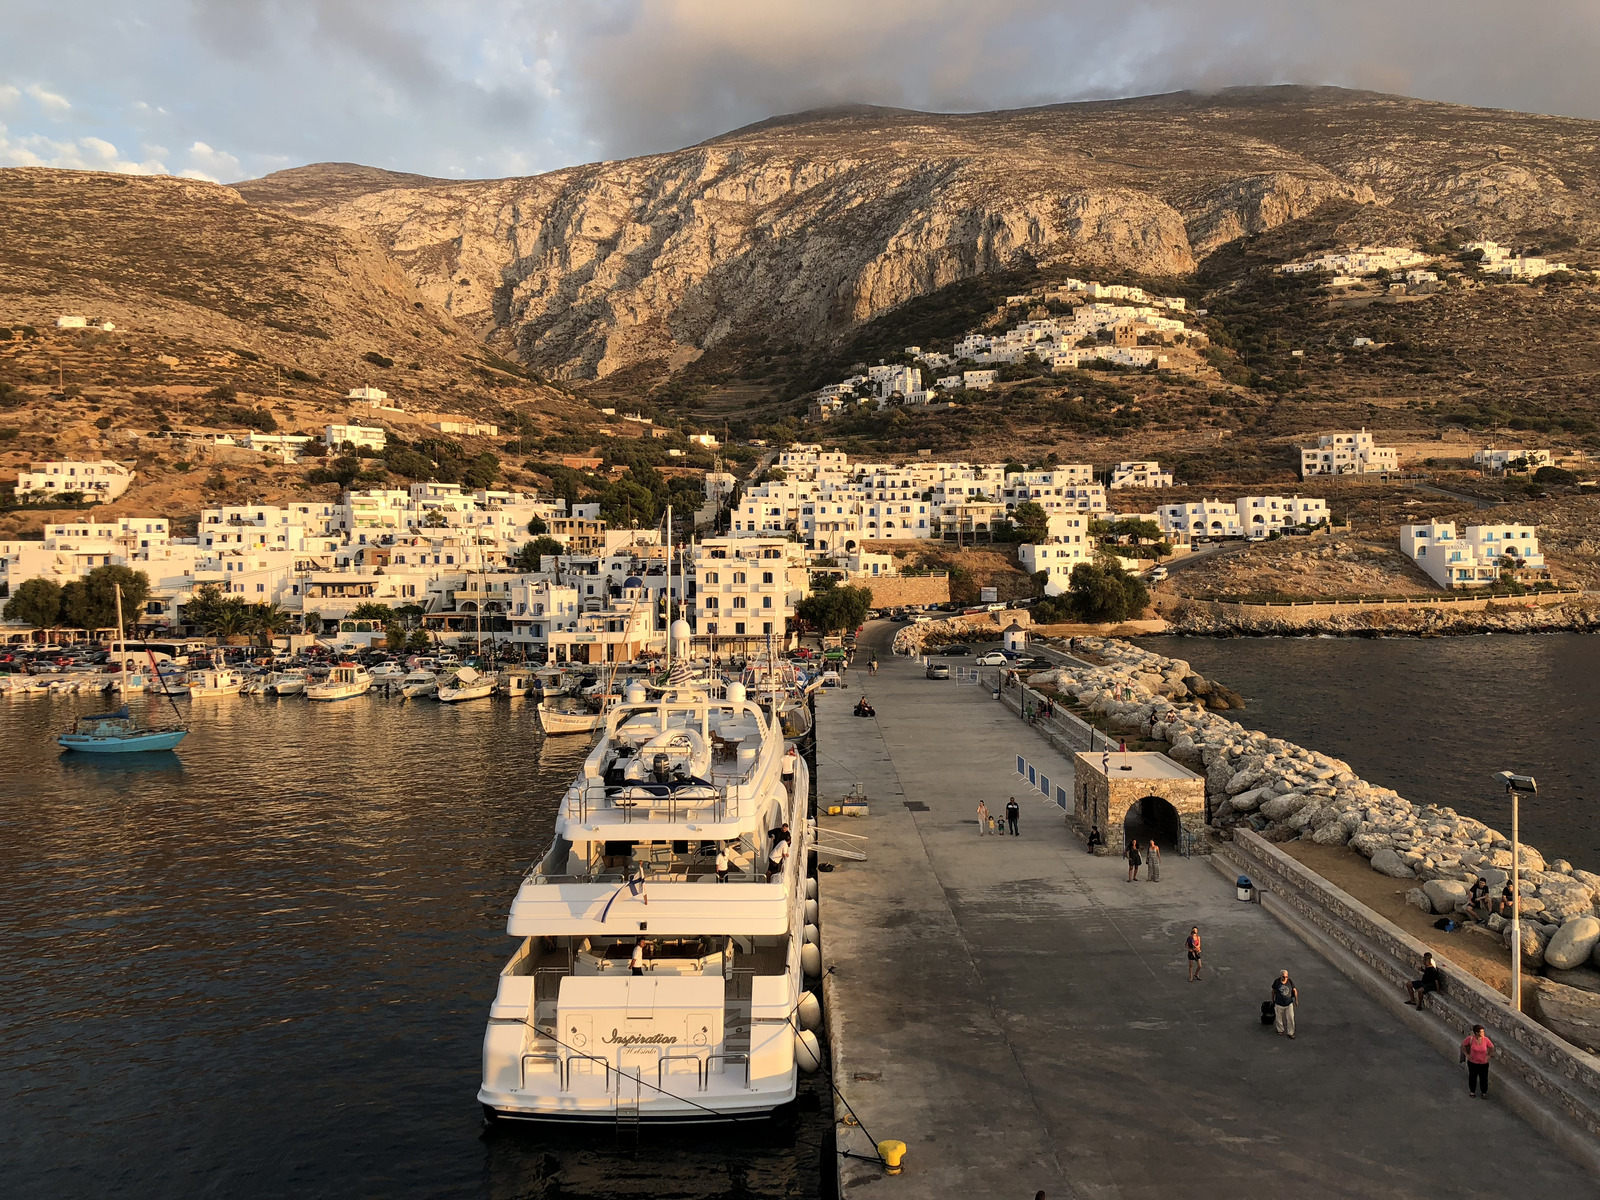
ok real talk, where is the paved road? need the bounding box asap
[817,637,1595,1199]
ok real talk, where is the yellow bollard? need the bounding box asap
[877,1139,907,1175]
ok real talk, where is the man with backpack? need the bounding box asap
[1271,969,1298,1038]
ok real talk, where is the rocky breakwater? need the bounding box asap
[1032,636,1600,1050]
[1163,597,1600,638]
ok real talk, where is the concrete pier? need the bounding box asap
[816,632,1594,1198]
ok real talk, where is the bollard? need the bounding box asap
[877,1139,907,1175]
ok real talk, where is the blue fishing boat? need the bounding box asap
[58,706,189,754]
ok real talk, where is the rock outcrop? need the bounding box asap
[1163,598,1600,638]
[236,86,1600,383]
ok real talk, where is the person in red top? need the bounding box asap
[1461,1025,1494,1098]
[1186,927,1203,981]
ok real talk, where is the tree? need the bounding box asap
[421,509,449,529]
[797,584,872,634]
[350,601,394,621]
[1066,561,1149,624]
[599,478,657,528]
[527,514,548,536]
[1534,465,1578,486]
[406,628,431,653]
[385,623,407,651]
[1013,501,1048,542]
[3,577,62,628]
[61,565,151,632]
[302,610,323,634]
[511,536,564,571]
[248,601,292,646]
[460,451,500,490]
[384,448,435,480]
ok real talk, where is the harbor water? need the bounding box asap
[1138,632,1600,868]
[0,691,825,1199]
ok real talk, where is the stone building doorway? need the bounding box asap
[1123,795,1182,848]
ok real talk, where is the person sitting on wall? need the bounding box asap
[1467,876,1492,922]
[1086,824,1105,853]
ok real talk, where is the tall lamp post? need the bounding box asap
[1495,771,1538,1011]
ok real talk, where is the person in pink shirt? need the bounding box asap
[1461,1024,1494,1098]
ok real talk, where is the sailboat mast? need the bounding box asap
[114,582,126,673]
[665,503,672,673]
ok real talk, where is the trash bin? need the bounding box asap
[1236,875,1254,902]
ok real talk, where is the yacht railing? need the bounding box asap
[519,1050,561,1090]
[658,1052,709,1092]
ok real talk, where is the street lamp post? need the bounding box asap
[1495,771,1538,1011]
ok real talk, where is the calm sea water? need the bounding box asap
[0,691,824,1200]
[1138,633,1600,869]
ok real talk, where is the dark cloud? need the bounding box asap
[4,1,1600,180]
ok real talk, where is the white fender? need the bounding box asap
[797,991,822,1031]
[804,898,819,924]
[803,923,820,945]
[795,1029,822,1073]
[804,877,818,901]
[801,943,822,977]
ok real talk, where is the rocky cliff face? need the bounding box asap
[237,87,1600,382]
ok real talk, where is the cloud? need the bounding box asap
[0,123,167,173]
[23,82,71,113]
[179,140,242,183]
[6,1,1600,181]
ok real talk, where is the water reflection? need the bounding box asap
[0,690,822,1200]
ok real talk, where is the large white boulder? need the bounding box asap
[1545,917,1600,971]
[1227,786,1276,814]
[1406,888,1434,914]
[1370,848,1415,879]
[1312,821,1352,847]
[1423,879,1469,913]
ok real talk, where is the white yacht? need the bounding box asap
[479,681,817,1123]
[399,668,438,699]
[305,663,372,701]
[436,665,496,703]
[186,667,244,697]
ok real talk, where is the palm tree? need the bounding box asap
[248,601,292,647]
[206,598,252,640]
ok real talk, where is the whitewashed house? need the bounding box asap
[325,423,387,452]
[1473,447,1552,473]
[1109,461,1174,489]
[16,460,134,502]
[1402,520,1546,590]
[1299,429,1399,477]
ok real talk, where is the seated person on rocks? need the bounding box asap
[1406,952,1444,1010]
[1467,876,1492,921]
[1496,880,1516,918]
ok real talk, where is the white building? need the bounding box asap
[16,460,134,502]
[688,536,800,646]
[1402,520,1546,590]
[56,315,88,329]
[1018,514,1095,596]
[429,419,499,437]
[1473,447,1552,473]
[1234,495,1329,535]
[1109,461,1174,489]
[325,424,387,452]
[1155,501,1243,541]
[1300,429,1399,477]
[243,433,313,462]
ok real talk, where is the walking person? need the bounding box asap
[1145,838,1161,882]
[1461,1025,1494,1098]
[1005,796,1020,836]
[977,798,992,836]
[715,843,730,883]
[630,940,647,976]
[1271,969,1298,1038]
[1406,952,1443,1010]
[766,836,789,881]
[1186,927,1203,981]
[1126,838,1142,882]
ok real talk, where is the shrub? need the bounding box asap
[363,351,395,369]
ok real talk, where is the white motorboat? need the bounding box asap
[263,669,308,696]
[305,663,372,701]
[436,665,496,703]
[186,667,244,697]
[536,692,622,735]
[399,669,438,699]
[479,681,815,1123]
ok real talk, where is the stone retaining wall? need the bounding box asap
[1163,591,1579,623]
[863,574,951,609]
[1221,829,1600,1169]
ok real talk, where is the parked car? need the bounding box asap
[975,651,1009,666]
[939,645,973,656]
[925,663,951,680]
[1147,566,1169,582]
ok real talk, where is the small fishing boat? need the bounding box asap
[58,706,188,754]
[536,693,619,734]
[496,667,538,698]
[305,663,373,701]
[436,665,495,703]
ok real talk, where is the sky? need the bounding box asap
[4,1,1600,184]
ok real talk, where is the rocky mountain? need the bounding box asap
[238,86,1600,385]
